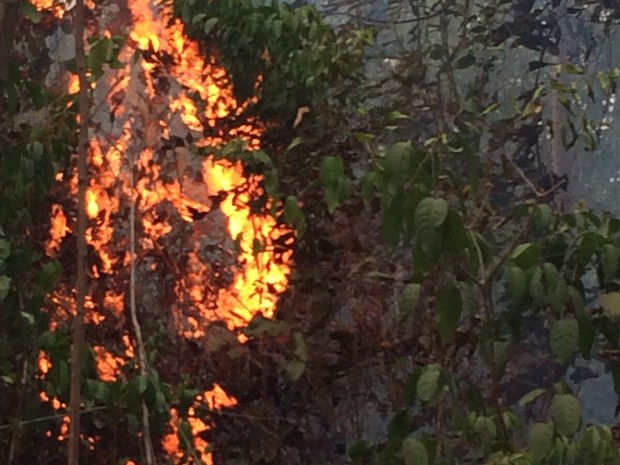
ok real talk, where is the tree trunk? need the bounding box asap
[68,0,89,462]
[550,0,573,210]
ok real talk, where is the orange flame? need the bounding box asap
[162,384,238,465]
[41,0,293,461]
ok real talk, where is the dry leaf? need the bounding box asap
[293,106,310,128]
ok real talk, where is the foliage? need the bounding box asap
[0,8,76,457]
[164,1,620,463]
[173,0,375,121]
[176,0,620,463]
[301,1,620,465]
[7,0,620,464]
[0,8,190,464]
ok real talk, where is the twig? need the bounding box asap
[128,149,156,465]
[482,209,535,285]
[0,406,109,431]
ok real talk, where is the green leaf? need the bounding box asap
[550,319,578,365]
[415,197,448,232]
[388,111,411,120]
[527,422,555,459]
[0,240,10,260]
[381,199,403,247]
[567,286,584,315]
[551,394,581,437]
[578,316,595,358]
[529,267,544,302]
[251,150,272,165]
[600,292,620,319]
[286,360,306,381]
[510,243,541,268]
[518,388,546,406]
[293,332,308,362]
[402,437,428,465]
[443,211,468,256]
[178,420,193,450]
[192,13,207,24]
[436,287,462,342]
[126,414,139,434]
[0,276,10,301]
[320,156,348,213]
[400,283,421,316]
[283,196,305,235]
[543,263,559,289]
[137,374,148,394]
[285,136,303,153]
[534,204,554,232]
[507,266,526,301]
[416,364,441,402]
[320,156,345,184]
[601,244,620,283]
[20,2,42,23]
[37,260,61,292]
[203,17,219,34]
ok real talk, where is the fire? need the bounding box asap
[46,204,70,255]
[37,0,294,461]
[162,384,238,465]
[31,0,66,18]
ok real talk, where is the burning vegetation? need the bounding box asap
[34,0,294,462]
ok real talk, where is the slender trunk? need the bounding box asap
[68,0,89,462]
[550,0,572,210]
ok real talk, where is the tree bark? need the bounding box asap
[68,0,89,462]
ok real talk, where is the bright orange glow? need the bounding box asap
[67,73,80,95]
[37,350,52,377]
[46,204,71,255]
[162,385,238,465]
[93,345,125,382]
[30,0,66,18]
[43,0,294,460]
[205,383,238,410]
